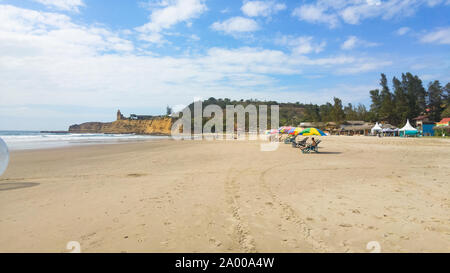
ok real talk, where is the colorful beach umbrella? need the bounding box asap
[279,126,293,133]
[299,128,326,136]
[287,127,303,135]
[293,127,304,135]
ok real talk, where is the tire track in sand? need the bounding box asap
[259,164,330,252]
[225,168,257,253]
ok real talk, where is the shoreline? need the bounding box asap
[0,132,171,151]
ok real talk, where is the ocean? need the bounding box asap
[0,131,169,150]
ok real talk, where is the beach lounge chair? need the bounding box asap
[301,140,322,154]
[292,137,309,148]
[284,136,296,144]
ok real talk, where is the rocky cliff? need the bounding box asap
[69,117,173,135]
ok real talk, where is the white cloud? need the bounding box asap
[396,27,411,35]
[189,34,200,41]
[292,4,339,29]
[211,17,260,35]
[0,4,134,56]
[338,1,419,25]
[420,73,441,81]
[420,27,450,45]
[276,36,326,55]
[426,0,448,6]
[32,0,85,12]
[366,0,382,5]
[241,1,286,17]
[309,83,379,104]
[341,36,358,50]
[220,8,231,14]
[136,0,207,43]
[336,60,392,74]
[341,36,379,50]
[293,0,449,27]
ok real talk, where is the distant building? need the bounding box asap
[433,118,450,136]
[116,109,158,121]
[298,121,329,128]
[413,115,431,127]
[130,114,155,120]
[338,121,373,136]
[414,115,435,136]
[299,122,316,128]
[436,117,450,127]
[298,120,374,135]
[422,124,435,136]
[117,109,125,121]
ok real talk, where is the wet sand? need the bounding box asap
[0,136,449,252]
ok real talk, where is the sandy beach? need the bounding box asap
[0,136,449,253]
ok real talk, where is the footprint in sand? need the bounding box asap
[209,238,223,247]
[127,173,147,178]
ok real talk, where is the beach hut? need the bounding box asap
[399,119,418,137]
[371,122,383,135]
[339,121,373,136]
[433,117,450,136]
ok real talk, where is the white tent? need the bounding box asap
[371,122,383,135]
[399,119,418,136]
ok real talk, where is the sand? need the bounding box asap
[0,136,449,253]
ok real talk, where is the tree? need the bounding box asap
[166,105,173,116]
[331,97,345,123]
[392,76,409,125]
[403,73,426,119]
[304,104,320,122]
[379,74,395,123]
[369,89,381,120]
[414,75,427,112]
[356,104,369,121]
[344,103,358,120]
[443,83,450,106]
[319,103,333,122]
[442,105,450,119]
[427,80,443,122]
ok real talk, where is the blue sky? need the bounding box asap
[0,0,449,130]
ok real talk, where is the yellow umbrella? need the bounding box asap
[299,128,326,136]
[293,127,304,135]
